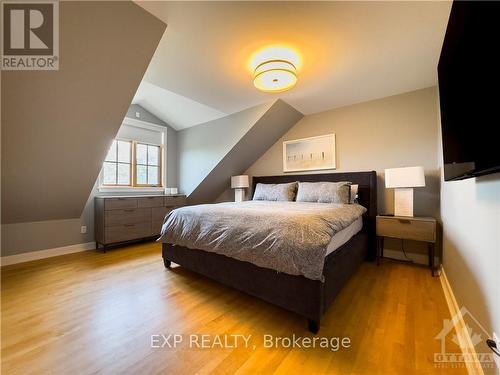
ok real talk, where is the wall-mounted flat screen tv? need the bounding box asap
[438,1,500,181]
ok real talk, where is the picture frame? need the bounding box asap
[283,133,336,172]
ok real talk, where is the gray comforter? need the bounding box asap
[158,201,366,281]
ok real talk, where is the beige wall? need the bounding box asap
[438,106,500,369]
[186,100,303,205]
[1,108,176,256]
[440,174,500,370]
[1,1,166,256]
[245,87,440,261]
[177,102,273,197]
[1,1,165,225]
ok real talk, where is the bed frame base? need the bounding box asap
[162,230,370,334]
[308,319,320,334]
[162,171,376,333]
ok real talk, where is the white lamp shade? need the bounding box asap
[385,166,425,188]
[231,175,249,189]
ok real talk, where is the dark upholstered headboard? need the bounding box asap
[252,171,378,258]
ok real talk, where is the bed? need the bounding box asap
[160,171,377,333]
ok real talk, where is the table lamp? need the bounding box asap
[385,166,425,217]
[231,175,249,203]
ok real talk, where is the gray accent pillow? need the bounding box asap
[296,181,352,204]
[253,182,297,201]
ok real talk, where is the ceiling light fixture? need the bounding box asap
[253,59,297,93]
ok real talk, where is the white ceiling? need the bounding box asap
[132,81,227,130]
[136,1,451,128]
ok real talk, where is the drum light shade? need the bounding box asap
[385,166,425,188]
[253,60,297,93]
[231,175,250,189]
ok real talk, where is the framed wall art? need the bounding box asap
[283,134,336,172]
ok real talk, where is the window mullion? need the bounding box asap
[146,145,149,185]
[132,141,136,187]
[131,141,134,187]
[115,142,118,184]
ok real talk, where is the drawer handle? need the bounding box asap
[123,209,135,213]
[124,224,135,227]
[117,198,125,200]
[147,197,155,199]
[398,219,411,224]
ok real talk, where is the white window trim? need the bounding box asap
[98,118,167,193]
[121,117,167,132]
[98,186,165,193]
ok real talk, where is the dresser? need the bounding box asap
[95,195,186,250]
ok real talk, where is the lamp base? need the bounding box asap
[234,188,245,203]
[394,188,414,217]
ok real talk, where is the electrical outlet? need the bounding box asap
[135,111,140,118]
[81,225,87,234]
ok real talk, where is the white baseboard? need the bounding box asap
[0,242,96,267]
[440,268,485,375]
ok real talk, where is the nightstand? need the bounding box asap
[376,215,437,276]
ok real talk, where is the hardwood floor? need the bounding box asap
[1,242,466,375]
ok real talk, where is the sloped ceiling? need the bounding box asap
[187,99,303,205]
[132,80,227,130]
[177,101,275,197]
[136,1,451,119]
[1,1,166,224]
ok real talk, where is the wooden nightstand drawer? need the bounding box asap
[376,216,436,242]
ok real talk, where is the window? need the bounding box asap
[102,140,163,188]
[135,143,161,186]
[103,140,132,186]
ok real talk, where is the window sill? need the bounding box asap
[98,186,164,193]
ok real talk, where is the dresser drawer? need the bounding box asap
[151,220,164,236]
[165,196,186,207]
[105,222,151,244]
[152,207,172,222]
[96,195,185,247]
[104,198,137,210]
[105,208,151,227]
[376,217,436,242]
[138,197,164,208]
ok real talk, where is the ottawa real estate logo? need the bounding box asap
[1,0,59,70]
